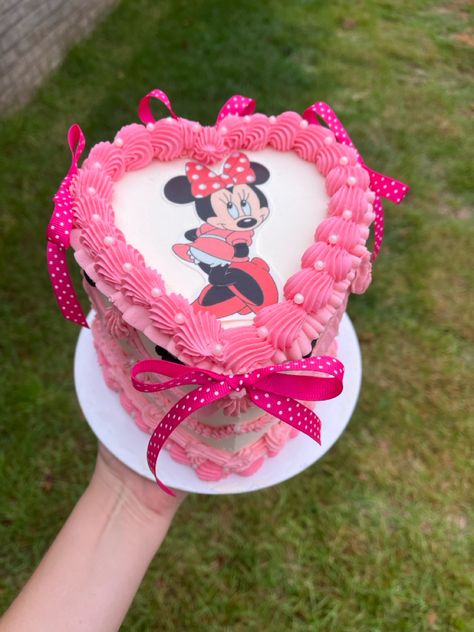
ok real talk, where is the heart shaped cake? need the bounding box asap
[48,90,408,483]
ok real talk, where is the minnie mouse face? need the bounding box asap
[164,158,270,230]
[207,183,269,231]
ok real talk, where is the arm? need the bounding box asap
[0,445,185,632]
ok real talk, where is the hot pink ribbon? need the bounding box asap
[131,355,344,495]
[138,88,179,124]
[303,102,409,260]
[46,124,89,327]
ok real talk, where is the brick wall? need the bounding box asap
[0,0,117,114]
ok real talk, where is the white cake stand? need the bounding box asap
[74,312,361,495]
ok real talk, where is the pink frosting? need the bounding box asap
[95,240,145,289]
[173,310,223,364]
[284,268,335,313]
[316,143,359,176]
[73,196,114,229]
[267,112,302,150]
[72,168,113,202]
[82,141,125,181]
[180,119,200,152]
[326,164,370,196]
[328,185,371,222]
[192,126,227,164]
[79,219,124,257]
[149,293,191,336]
[293,124,332,161]
[255,301,306,351]
[301,242,353,281]
[316,216,362,251]
[220,115,248,148]
[223,326,274,373]
[121,265,165,308]
[148,118,184,160]
[104,306,130,338]
[351,252,372,294]
[216,395,251,417]
[114,124,154,171]
[241,113,270,150]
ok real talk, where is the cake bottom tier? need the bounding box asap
[91,316,302,482]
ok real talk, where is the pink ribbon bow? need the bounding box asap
[46,124,89,327]
[131,355,344,495]
[185,152,256,198]
[303,102,409,260]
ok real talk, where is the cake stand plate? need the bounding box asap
[74,312,361,495]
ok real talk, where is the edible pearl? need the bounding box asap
[269,115,276,123]
[146,123,155,131]
[192,123,201,132]
[324,135,334,144]
[103,236,115,246]
[347,176,357,186]
[219,126,228,135]
[174,312,185,324]
[87,186,96,196]
[294,293,304,305]
[214,343,224,355]
[244,115,250,122]
[328,234,339,244]
[151,287,161,297]
[257,326,269,338]
[114,137,123,147]
[299,119,309,128]
[339,156,349,166]
[122,262,132,272]
[91,213,101,222]
[314,259,325,270]
[93,161,102,169]
[342,209,352,220]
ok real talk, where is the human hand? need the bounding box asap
[92,443,187,524]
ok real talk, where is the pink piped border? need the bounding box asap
[70,111,375,373]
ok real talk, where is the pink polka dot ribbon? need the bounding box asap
[185,151,256,198]
[46,124,89,328]
[303,101,410,260]
[138,88,179,124]
[216,94,256,123]
[131,356,344,495]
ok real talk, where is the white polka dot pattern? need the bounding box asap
[131,356,344,496]
[303,101,409,260]
[216,94,256,123]
[46,124,89,328]
[185,152,255,197]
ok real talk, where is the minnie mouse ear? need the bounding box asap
[250,162,270,184]
[164,176,195,204]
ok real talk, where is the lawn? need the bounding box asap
[0,0,473,630]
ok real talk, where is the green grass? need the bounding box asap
[1,0,473,629]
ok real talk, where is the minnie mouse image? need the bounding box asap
[164,151,278,318]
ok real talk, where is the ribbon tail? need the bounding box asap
[247,388,322,445]
[146,382,231,496]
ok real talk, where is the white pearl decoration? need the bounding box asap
[257,326,269,338]
[328,234,339,244]
[294,293,304,305]
[339,156,349,166]
[151,287,161,298]
[174,312,185,324]
[122,262,132,272]
[87,186,96,196]
[146,123,155,131]
[103,236,115,246]
[342,209,353,220]
[347,176,357,186]
[314,259,325,270]
[114,137,123,147]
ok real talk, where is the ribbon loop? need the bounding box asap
[132,355,344,495]
[46,124,89,328]
[303,101,409,260]
[216,94,256,123]
[138,88,179,124]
